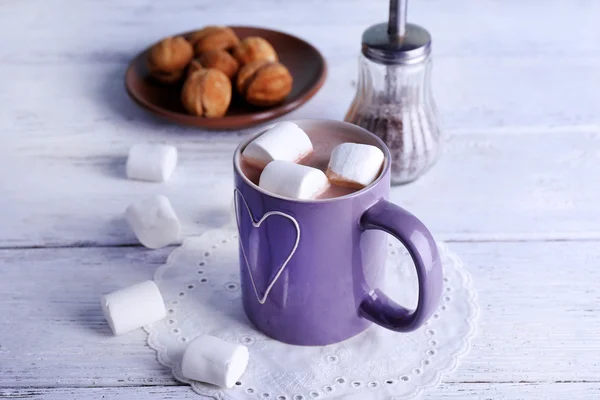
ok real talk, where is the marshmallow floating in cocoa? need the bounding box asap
[101,280,166,336]
[126,144,178,182]
[125,195,180,249]
[259,160,330,200]
[181,335,249,388]
[326,143,384,189]
[242,122,313,170]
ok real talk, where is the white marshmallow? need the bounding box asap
[181,335,249,388]
[125,195,180,249]
[326,143,385,189]
[259,160,330,200]
[101,280,166,336]
[242,122,313,169]
[126,144,178,182]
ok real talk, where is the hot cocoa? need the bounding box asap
[240,122,385,199]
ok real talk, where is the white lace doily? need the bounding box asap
[145,227,477,400]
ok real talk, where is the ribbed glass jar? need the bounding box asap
[345,53,442,184]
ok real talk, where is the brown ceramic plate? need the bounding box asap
[125,26,327,130]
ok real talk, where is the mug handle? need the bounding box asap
[360,199,443,332]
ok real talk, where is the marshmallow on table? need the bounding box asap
[125,195,180,249]
[126,144,178,182]
[326,143,385,189]
[259,160,330,200]
[101,280,166,336]
[182,335,249,388]
[242,122,313,169]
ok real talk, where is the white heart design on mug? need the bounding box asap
[233,188,300,305]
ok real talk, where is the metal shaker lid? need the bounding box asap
[362,0,431,65]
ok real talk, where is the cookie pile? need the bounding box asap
[147,26,294,118]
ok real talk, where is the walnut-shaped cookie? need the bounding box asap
[187,26,240,54]
[147,36,193,83]
[190,50,239,80]
[233,37,278,65]
[181,69,232,118]
[236,60,293,107]
[186,58,204,78]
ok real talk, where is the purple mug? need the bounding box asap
[233,119,443,346]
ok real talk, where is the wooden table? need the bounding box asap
[2,0,599,398]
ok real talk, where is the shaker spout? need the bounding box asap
[345,1,442,184]
[388,0,408,38]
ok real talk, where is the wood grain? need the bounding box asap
[1,241,599,392]
[2,129,600,247]
[2,0,600,398]
[3,382,600,400]
[0,0,598,248]
[2,0,599,132]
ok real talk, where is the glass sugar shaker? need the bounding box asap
[345,0,443,184]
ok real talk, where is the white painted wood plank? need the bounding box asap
[0,0,599,247]
[2,52,600,136]
[1,241,599,389]
[0,0,598,398]
[0,1,598,246]
[2,0,600,132]
[2,0,600,61]
[1,128,600,247]
[1,0,600,137]
[2,382,600,400]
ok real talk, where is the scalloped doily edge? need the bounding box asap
[143,229,479,400]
